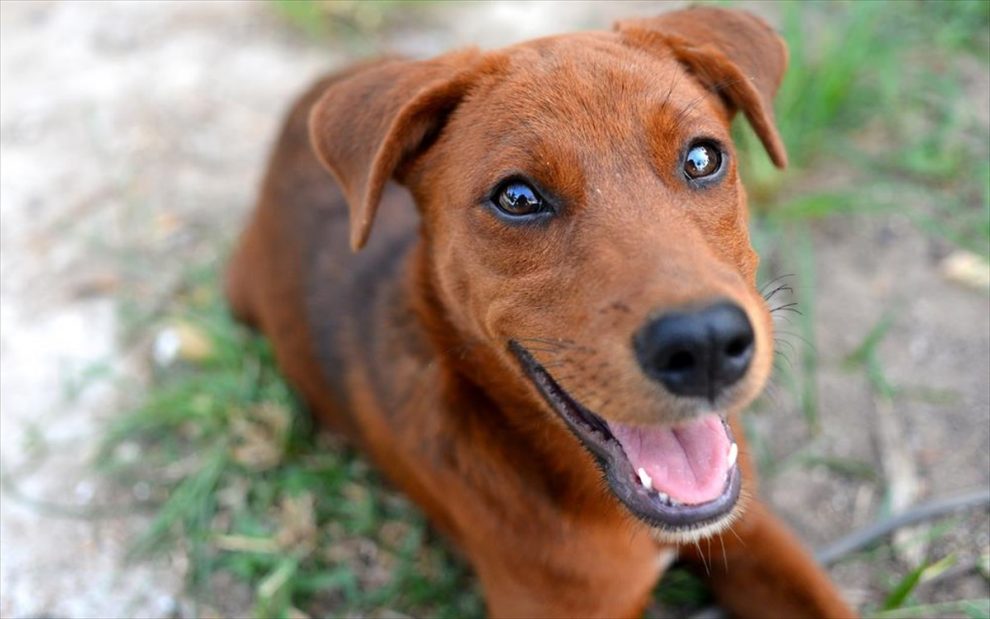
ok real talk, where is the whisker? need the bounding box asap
[775,330,817,352]
[774,337,797,354]
[694,540,710,576]
[770,302,803,316]
[728,524,745,546]
[773,308,804,316]
[763,283,793,302]
[525,346,566,354]
[659,71,683,116]
[760,382,782,407]
[773,350,794,370]
[759,273,795,297]
[670,77,747,132]
[771,314,797,327]
[671,98,706,131]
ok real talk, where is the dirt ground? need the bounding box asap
[1,2,987,617]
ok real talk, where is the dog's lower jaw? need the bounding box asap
[647,490,748,546]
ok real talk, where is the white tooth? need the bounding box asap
[637,467,653,490]
[727,443,738,469]
[657,491,669,503]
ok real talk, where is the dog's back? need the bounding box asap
[227,67,420,439]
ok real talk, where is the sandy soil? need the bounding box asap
[1,2,987,617]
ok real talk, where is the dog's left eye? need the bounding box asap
[493,181,547,217]
[683,141,722,180]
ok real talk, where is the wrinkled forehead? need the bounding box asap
[451,33,732,192]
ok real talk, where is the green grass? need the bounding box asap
[98,274,482,618]
[95,1,990,616]
[843,313,897,401]
[869,598,990,619]
[881,553,957,612]
[271,0,435,52]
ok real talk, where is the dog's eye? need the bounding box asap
[494,181,546,217]
[683,141,722,180]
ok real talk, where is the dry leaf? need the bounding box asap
[152,320,214,366]
[378,520,413,550]
[940,250,990,291]
[287,607,311,619]
[230,403,291,471]
[275,492,317,555]
[214,534,280,554]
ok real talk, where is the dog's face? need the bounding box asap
[311,8,788,541]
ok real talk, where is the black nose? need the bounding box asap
[634,301,755,400]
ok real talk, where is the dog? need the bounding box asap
[226,7,856,618]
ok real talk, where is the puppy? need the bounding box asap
[226,7,856,618]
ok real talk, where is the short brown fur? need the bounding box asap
[226,7,856,618]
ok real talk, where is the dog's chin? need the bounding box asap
[509,340,745,538]
[646,492,747,545]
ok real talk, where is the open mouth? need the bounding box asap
[509,341,741,535]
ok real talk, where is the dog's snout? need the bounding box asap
[634,302,755,400]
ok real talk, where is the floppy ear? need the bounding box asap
[309,50,480,251]
[615,8,789,168]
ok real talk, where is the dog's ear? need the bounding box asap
[615,8,789,168]
[309,51,480,251]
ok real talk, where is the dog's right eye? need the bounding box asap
[492,180,548,218]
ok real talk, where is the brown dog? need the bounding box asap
[226,7,856,618]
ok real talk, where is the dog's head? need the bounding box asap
[310,8,788,541]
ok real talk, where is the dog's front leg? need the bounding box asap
[661,412,859,619]
[682,499,857,618]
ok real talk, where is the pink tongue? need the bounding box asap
[609,414,730,505]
